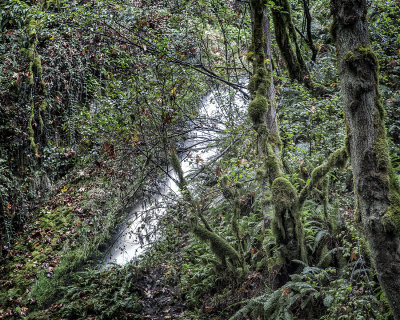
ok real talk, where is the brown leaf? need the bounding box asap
[21,307,28,316]
[351,250,358,261]
[204,306,213,313]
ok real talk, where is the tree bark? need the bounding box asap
[302,0,318,61]
[271,0,311,87]
[331,1,400,318]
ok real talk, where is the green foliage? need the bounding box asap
[56,265,143,320]
[180,242,221,308]
[1,0,400,319]
[231,263,389,320]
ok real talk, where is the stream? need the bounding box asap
[101,85,247,267]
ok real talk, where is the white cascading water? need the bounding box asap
[101,85,247,267]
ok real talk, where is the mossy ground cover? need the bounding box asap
[0,163,134,318]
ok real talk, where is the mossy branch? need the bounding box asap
[169,148,187,191]
[169,148,213,233]
[298,147,348,206]
[192,220,241,266]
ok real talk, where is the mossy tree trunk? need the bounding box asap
[331,0,400,318]
[249,0,307,275]
[250,1,281,231]
[270,0,311,88]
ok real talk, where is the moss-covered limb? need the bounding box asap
[169,148,215,234]
[39,100,47,133]
[298,147,348,206]
[169,149,187,191]
[220,177,241,241]
[192,218,241,266]
[197,207,213,233]
[249,0,271,100]
[270,0,310,87]
[248,0,282,174]
[271,177,308,268]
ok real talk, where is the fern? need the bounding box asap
[317,247,344,268]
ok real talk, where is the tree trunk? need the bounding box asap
[249,0,307,277]
[331,1,400,318]
[271,0,311,87]
[302,0,318,61]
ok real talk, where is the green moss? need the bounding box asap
[264,141,281,183]
[268,132,282,148]
[28,20,38,41]
[39,206,74,230]
[370,87,400,234]
[26,47,35,60]
[311,147,347,182]
[248,95,269,124]
[356,46,378,65]
[220,177,241,201]
[169,149,186,189]
[382,172,400,234]
[343,50,355,62]
[248,74,257,96]
[192,223,240,266]
[41,79,47,95]
[39,100,47,111]
[255,168,266,181]
[344,46,378,89]
[33,55,43,74]
[271,177,297,212]
[28,61,35,85]
[38,102,46,132]
[271,177,308,264]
